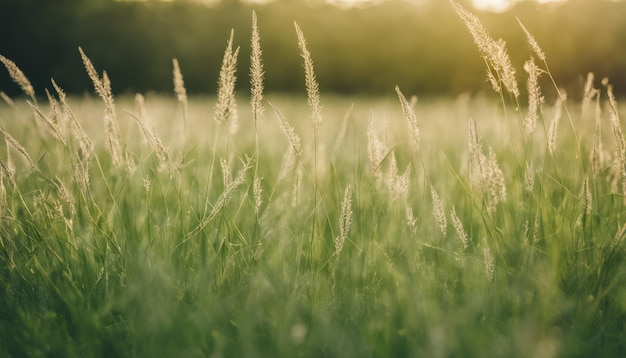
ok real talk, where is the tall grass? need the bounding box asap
[1,6,625,357]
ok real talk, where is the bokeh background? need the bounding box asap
[1,0,624,98]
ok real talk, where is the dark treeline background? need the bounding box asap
[1,0,625,98]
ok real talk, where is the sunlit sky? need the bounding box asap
[325,0,567,11]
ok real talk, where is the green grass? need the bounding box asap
[1,8,626,357]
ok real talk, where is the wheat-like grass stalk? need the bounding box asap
[451,1,519,98]
[291,165,303,208]
[547,92,565,156]
[523,58,544,139]
[214,29,240,128]
[0,127,37,169]
[334,185,353,255]
[581,175,592,216]
[51,79,94,159]
[221,156,233,187]
[581,72,597,118]
[0,55,36,103]
[172,58,189,135]
[431,186,447,236]
[28,101,67,146]
[128,95,170,170]
[483,240,495,282]
[269,102,302,156]
[367,112,386,182]
[405,204,418,234]
[189,156,253,237]
[396,86,420,149]
[250,10,265,129]
[517,18,546,62]
[294,22,322,129]
[450,206,470,249]
[524,160,535,193]
[485,147,506,214]
[606,82,626,199]
[253,174,263,215]
[0,175,6,218]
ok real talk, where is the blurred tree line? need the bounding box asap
[1,0,625,98]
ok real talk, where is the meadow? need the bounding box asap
[1,4,625,357]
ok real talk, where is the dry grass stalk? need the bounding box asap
[250,10,265,127]
[517,18,546,62]
[28,101,67,146]
[270,102,302,156]
[581,175,592,216]
[485,147,506,214]
[278,145,296,181]
[131,94,170,169]
[0,55,36,103]
[590,91,605,177]
[79,48,130,169]
[431,186,447,236]
[172,58,189,134]
[221,156,233,187]
[388,152,411,201]
[450,206,470,248]
[54,177,76,218]
[606,82,626,199]
[367,112,386,182]
[253,174,263,214]
[581,72,597,118]
[523,58,544,138]
[524,161,535,193]
[334,185,353,255]
[0,157,13,183]
[72,156,90,198]
[0,175,6,217]
[0,91,14,107]
[214,29,240,133]
[451,2,519,98]
[0,127,36,169]
[291,165,303,208]
[547,92,566,156]
[405,204,418,234]
[51,79,94,159]
[468,118,487,188]
[396,86,420,148]
[294,22,322,129]
[483,240,495,282]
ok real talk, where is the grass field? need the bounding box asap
[1,4,626,357]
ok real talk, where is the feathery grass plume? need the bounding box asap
[523,58,544,138]
[51,79,94,159]
[405,204,418,234]
[590,91,605,177]
[547,91,566,156]
[190,157,253,236]
[130,94,169,169]
[278,145,296,181]
[0,55,36,103]
[45,88,62,126]
[367,112,386,181]
[517,18,546,62]
[581,175,592,216]
[483,240,495,282]
[54,177,76,218]
[253,174,263,214]
[291,165,303,208]
[250,10,265,127]
[431,186,447,236]
[214,29,240,131]
[388,152,411,200]
[0,127,36,169]
[72,156,90,198]
[581,72,597,118]
[605,81,626,199]
[450,206,470,248]
[485,147,506,214]
[396,86,420,148]
[172,58,188,132]
[79,47,129,169]
[28,101,67,146]
[334,185,353,255]
[221,156,233,187]
[468,117,487,187]
[524,161,535,193]
[0,91,14,107]
[0,157,13,183]
[294,22,322,129]
[451,2,519,98]
[270,102,302,156]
